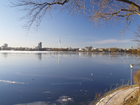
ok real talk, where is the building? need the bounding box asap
[1,43,8,50]
[2,43,8,48]
[38,42,42,49]
[35,42,42,49]
[85,46,93,51]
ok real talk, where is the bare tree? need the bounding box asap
[11,0,140,31]
[134,25,140,42]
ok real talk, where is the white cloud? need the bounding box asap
[88,39,132,44]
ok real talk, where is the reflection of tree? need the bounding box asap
[44,51,137,58]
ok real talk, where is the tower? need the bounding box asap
[58,36,61,46]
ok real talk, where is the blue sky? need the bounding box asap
[0,1,139,48]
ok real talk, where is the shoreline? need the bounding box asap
[90,85,139,105]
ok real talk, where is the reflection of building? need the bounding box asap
[2,53,8,57]
[58,55,60,66]
[38,53,42,60]
[38,42,42,49]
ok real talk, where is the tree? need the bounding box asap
[11,0,140,31]
[134,25,140,43]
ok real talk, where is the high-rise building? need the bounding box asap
[38,42,42,49]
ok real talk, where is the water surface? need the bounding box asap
[0,51,139,105]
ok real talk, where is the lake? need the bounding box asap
[0,51,139,105]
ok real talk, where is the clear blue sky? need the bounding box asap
[0,1,139,48]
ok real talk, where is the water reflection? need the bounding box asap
[58,55,60,66]
[37,53,42,60]
[0,51,140,59]
[2,52,8,57]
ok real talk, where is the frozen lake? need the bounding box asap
[0,51,139,105]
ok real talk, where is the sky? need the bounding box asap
[0,1,140,49]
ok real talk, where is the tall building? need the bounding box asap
[38,42,42,49]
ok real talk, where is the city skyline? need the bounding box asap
[0,42,136,49]
[0,1,139,49]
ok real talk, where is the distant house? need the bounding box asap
[1,43,8,50]
[85,46,93,51]
[79,48,85,52]
[98,48,104,52]
[67,47,72,51]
